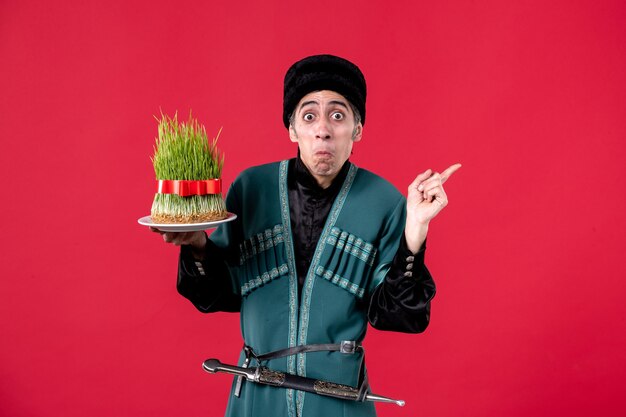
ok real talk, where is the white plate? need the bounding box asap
[138,213,237,232]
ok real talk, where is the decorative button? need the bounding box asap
[405,256,415,262]
[406,263,414,271]
[195,261,206,276]
[403,271,413,277]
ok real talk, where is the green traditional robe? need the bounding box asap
[210,160,406,417]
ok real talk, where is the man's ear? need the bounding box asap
[352,123,363,142]
[289,124,298,143]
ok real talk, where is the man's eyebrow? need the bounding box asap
[328,100,349,110]
[298,100,350,111]
[298,100,319,109]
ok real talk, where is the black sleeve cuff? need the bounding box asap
[179,232,232,277]
[388,232,426,282]
[177,234,241,313]
[367,231,436,333]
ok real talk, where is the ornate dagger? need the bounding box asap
[203,358,405,407]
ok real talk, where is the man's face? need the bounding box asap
[289,90,362,188]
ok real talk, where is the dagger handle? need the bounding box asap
[203,359,256,380]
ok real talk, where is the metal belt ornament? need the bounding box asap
[156,179,221,197]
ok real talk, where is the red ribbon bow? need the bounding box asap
[157,179,222,197]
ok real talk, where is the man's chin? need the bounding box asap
[311,162,335,176]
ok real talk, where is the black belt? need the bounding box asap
[234,341,369,401]
[246,340,362,361]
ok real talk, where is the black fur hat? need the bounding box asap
[283,54,366,128]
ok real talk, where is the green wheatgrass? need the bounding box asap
[150,112,227,223]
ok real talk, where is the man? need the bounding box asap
[154,54,460,417]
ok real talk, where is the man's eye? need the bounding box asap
[303,113,314,121]
[331,112,344,120]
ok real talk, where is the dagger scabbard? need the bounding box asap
[203,359,405,407]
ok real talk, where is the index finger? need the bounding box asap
[441,163,462,183]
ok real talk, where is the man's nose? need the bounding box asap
[316,116,331,140]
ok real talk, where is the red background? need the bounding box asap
[1,1,625,416]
